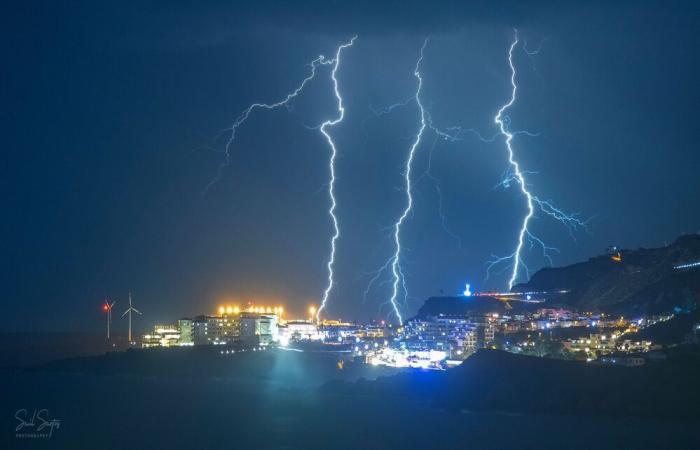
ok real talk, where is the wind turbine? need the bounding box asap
[122,291,142,344]
[102,300,116,340]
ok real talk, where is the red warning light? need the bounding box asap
[103,303,109,312]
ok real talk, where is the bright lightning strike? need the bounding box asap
[494,31,534,291]
[491,30,587,291]
[364,40,467,319]
[316,37,357,322]
[385,38,429,325]
[205,53,335,193]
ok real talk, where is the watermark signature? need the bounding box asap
[15,409,61,439]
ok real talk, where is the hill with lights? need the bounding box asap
[414,294,541,318]
[514,233,700,315]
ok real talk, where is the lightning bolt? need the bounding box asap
[205,53,336,193]
[491,30,587,290]
[363,107,464,249]
[367,97,414,119]
[316,36,357,322]
[384,38,429,325]
[416,134,462,248]
[363,41,471,317]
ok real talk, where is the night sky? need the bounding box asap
[3,1,698,331]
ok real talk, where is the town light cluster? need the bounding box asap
[217,305,283,316]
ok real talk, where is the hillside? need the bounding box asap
[628,308,700,345]
[513,233,700,315]
[414,295,540,318]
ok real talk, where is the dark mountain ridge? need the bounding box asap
[514,233,700,315]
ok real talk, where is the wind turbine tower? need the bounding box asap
[103,300,116,339]
[122,291,142,344]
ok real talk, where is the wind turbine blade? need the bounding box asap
[132,308,142,315]
[121,310,129,317]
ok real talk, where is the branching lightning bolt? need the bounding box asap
[316,37,357,322]
[364,41,473,316]
[367,97,414,119]
[205,54,334,193]
[384,38,429,325]
[489,30,588,290]
[415,134,462,248]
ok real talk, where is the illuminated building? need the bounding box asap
[562,333,616,357]
[366,347,447,370]
[401,315,494,359]
[178,318,193,345]
[183,305,285,346]
[239,312,278,345]
[561,333,655,359]
[142,325,180,348]
[473,315,496,347]
[319,321,360,342]
[278,321,320,345]
[361,325,389,339]
[193,315,241,345]
[535,308,574,322]
[616,339,654,353]
[503,320,526,334]
[193,316,214,345]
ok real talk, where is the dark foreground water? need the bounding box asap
[3,369,699,450]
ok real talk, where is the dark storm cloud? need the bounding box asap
[62,0,585,50]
